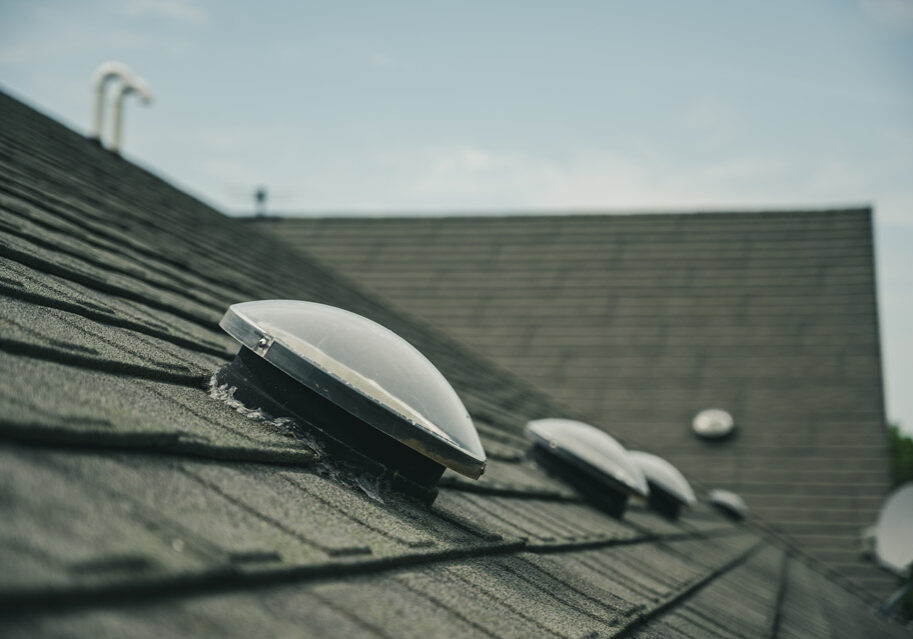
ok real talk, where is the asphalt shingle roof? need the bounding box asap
[1,89,908,637]
[252,209,896,599]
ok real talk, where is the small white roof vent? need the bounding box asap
[525,418,648,518]
[217,300,486,502]
[708,489,748,520]
[873,482,913,576]
[628,451,696,520]
[692,408,735,440]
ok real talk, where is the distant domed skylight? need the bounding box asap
[628,451,696,520]
[708,489,748,521]
[873,483,913,575]
[525,418,648,517]
[217,300,486,500]
[692,408,735,439]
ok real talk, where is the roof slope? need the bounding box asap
[0,89,907,637]
[252,211,896,598]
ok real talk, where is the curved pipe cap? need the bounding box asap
[220,300,486,479]
[525,418,649,500]
[629,451,695,520]
[91,61,131,88]
[110,76,153,152]
[708,489,748,521]
[118,76,153,104]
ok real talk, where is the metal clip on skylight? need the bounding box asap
[708,489,748,521]
[217,300,486,504]
[525,418,648,518]
[628,451,696,520]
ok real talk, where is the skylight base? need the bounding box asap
[647,488,683,521]
[528,444,630,518]
[218,347,445,505]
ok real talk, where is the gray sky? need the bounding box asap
[2,0,912,433]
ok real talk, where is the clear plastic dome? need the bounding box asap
[692,408,735,439]
[525,418,648,497]
[708,489,748,519]
[874,483,913,575]
[628,451,696,506]
[220,300,485,477]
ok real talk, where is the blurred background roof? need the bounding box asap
[1,0,910,434]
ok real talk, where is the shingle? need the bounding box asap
[1,537,783,639]
[0,293,222,381]
[0,445,214,596]
[0,255,235,356]
[440,457,578,499]
[0,351,316,463]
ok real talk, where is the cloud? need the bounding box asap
[368,51,399,70]
[114,0,208,25]
[380,145,798,211]
[859,0,913,28]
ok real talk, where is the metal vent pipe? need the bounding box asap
[110,76,152,153]
[89,61,131,142]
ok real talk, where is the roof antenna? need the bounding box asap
[255,186,268,217]
[110,76,152,154]
[89,61,131,143]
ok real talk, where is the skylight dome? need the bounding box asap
[692,408,735,439]
[217,300,485,500]
[873,483,913,576]
[628,451,696,520]
[708,489,748,521]
[525,418,648,517]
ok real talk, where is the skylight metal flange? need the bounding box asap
[219,300,486,479]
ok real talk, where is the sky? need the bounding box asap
[1,0,912,433]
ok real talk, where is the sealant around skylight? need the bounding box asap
[218,300,486,490]
[525,418,648,517]
[692,408,735,439]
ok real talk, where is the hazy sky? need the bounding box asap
[2,0,912,432]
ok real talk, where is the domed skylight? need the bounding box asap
[219,300,486,483]
[708,489,748,521]
[629,451,696,520]
[692,408,735,439]
[874,482,913,575]
[525,418,648,517]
